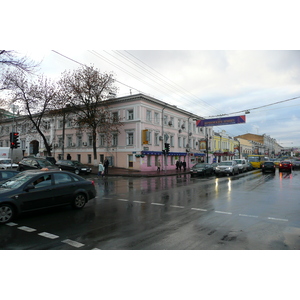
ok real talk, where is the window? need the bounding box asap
[164,115,168,125]
[67,136,72,147]
[127,109,134,120]
[170,135,174,147]
[146,110,151,122]
[99,134,105,147]
[154,112,159,124]
[54,173,73,184]
[154,133,159,146]
[88,154,92,164]
[178,137,182,148]
[112,112,119,122]
[33,175,52,188]
[77,136,82,147]
[112,133,118,146]
[127,132,134,145]
[88,135,93,146]
[147,155,151,167]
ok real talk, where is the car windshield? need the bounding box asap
[234,160,243,164]
[0,160,12,164]
[37,159,53,167]
[0,172,36,189]
[219,162,233,166]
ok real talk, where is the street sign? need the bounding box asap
[196,115,246,127]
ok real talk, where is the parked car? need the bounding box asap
[232,159,248,173]
[215,161,239,177]
[0,170,19,182]
[190,163,214,177]
[211,163,219,173]
[0,170,96,224]
[261,161,276,173]
[278,161,293,172]
[246,162,254,171]
[290,159,300,169]
[55,160,92,175]
[17,157,60,171]
[0,158,18,170]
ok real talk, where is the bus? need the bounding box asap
[247,155,270,169]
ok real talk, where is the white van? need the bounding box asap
[0,158,19,169]
[232,159,248,172]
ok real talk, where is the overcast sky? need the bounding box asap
[22,50,300,148]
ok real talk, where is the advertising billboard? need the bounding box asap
[196,115,246,127]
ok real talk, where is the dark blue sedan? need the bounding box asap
[0,170,96,224]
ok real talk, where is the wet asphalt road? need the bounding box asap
[1,169,300,250]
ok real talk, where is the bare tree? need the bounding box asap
[3,70,58,156]
[59,65,122,165]
[0,50,39,74]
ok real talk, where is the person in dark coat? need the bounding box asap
[67,154,71,160]
[182,161,186,171]
[179,160,182,171]
[104,159,109,175]
[176,160,179,170]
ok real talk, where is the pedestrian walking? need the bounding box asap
[98,161,104,177]
[176,160,179,170]
[104,159,109,175]
[67,153,71,160]
[157,159,161,172]
[182,161,186,171]
[179,160,182,171]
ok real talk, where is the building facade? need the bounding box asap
[0,94,214,171]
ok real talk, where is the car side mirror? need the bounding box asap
[25,184,35,192]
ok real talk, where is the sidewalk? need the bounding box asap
[91,166,190,177]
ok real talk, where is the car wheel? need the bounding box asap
[0,204,15,224]
[74,169,80,175]
[73,193,87,209]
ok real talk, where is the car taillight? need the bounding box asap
[91,180,95,186]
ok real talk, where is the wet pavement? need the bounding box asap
[90,166,190,177]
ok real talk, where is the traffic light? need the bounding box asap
[165,143,170,154]
[10,132,20,149]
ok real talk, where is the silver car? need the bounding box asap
[215,161,239,177]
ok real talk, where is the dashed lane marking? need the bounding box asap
[18,226,37,232]
[117,199,129,202]
[268,217,288,222]
[133,200,146,204]
[38,232,59,239]
[170,205,184,209]
[6,222,18,226]
[239,214,258,218]
[191,208,207,211]
[151,203,165,206]
[61,239,85,248]
[215,211,232,215]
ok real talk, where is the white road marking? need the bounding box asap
[151,203,165,206]
[239,214,258,218]
[117,199,129,202]
[268,217,288,222]
[170,205,184,209]
[38,232,59,239]
[191,208,207,211]
[6,222,18,226]
[215,211,232,215]
[62,239,85,248]
[18,226,37,232]
[133,200,146,204]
